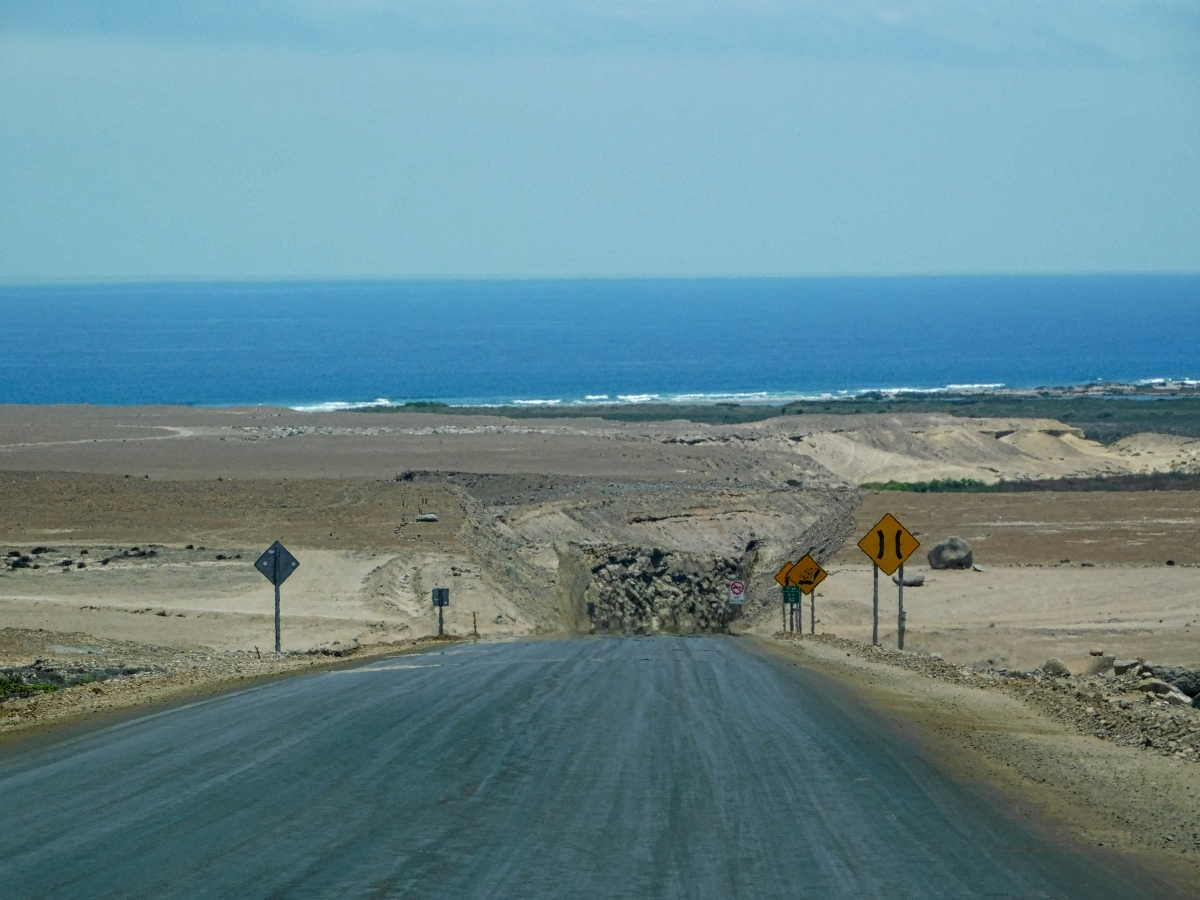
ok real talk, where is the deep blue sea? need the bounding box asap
[1,275,1197,408]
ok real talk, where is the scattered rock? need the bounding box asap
[1113,658,1141,676]
[972,564,986,572]
[1041,658,1071,677]
[1134,678,1174,695]
[415,513,439,523]
[892,572,925,587]
[1089,648,1105,656]
[1164,691,1192,706]
[927,536,972,570]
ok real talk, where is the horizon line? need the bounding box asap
[3,271,1199,289]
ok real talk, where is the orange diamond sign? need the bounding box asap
[858,513,920,576]
[774,562,794,587]
[786,554,827,595]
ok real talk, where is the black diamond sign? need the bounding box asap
[255,541,299,587]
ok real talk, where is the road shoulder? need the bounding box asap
[758,633,1200,897]
[0,628,466,745]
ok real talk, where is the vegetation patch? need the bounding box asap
[0,663,149,701]
[351,391,1200,442]
[863,473,1200,493]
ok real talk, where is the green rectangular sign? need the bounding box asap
[782,585,802,604]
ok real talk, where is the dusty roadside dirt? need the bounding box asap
[765,633,1200,895]
[801,490,1200,671]
[834,490,1200,567]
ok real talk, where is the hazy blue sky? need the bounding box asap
[2,2,1197,280]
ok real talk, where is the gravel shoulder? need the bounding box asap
[0,627,465,743]
[764,632,1200,896]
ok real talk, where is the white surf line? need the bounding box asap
[0,425,198,452]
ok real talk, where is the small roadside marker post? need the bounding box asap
[432,587,450,636]
[774,563,795,633]
[254,541,300,654]
[857,514,919,650]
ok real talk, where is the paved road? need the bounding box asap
[0,637,1175,899]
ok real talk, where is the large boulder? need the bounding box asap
[1041,658,1071,677]
[927,536,973,570]
[1113,658,1141,676]
[1169,671,1200,697]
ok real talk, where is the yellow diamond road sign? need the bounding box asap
[858,513,920,576]
[786,554,827,595]
[774,562,794,586]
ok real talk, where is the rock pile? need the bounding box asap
[572,544,750,634]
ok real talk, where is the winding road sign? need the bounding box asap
[785,554,827,595]
[858,513,920,576]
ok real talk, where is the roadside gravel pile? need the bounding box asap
[0,628,459,736]
[775,632,1200,763]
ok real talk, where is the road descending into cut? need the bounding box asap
[0,637,1176,898]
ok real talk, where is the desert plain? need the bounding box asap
[2,403,1200,887]
[1,403,1196,661]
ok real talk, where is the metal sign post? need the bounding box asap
[872,563,879,645]
[432,587,450,636]
[774,563,795,633]
[782,586,801,631]
[857,514,919,650]
[254,541,300,654]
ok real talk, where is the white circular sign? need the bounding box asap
[729,581,746,595]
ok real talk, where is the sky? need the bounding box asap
[1,2,1198,281]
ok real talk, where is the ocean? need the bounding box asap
[1,275,1197,408]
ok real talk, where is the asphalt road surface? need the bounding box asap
[0,637,1177,899]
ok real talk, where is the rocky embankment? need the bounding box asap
[779,633,1200,763]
